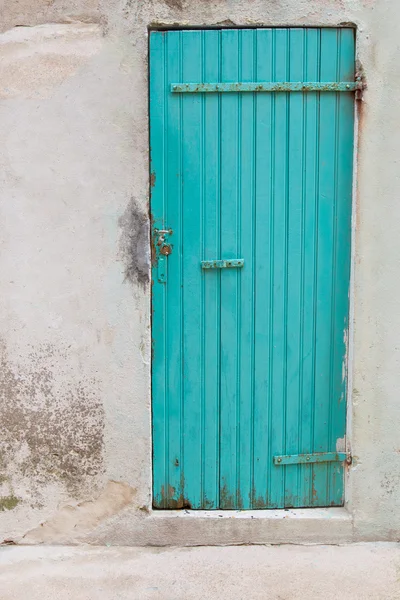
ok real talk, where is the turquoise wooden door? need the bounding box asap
[150,28,355,509]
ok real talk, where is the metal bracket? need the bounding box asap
[201,259,244,269]
[274,452,349,465]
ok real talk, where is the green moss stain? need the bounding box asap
[0,495,19,511]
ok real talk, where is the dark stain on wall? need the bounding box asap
[169,0,185,9]
[0,341,105,502]
[0,495,19,511]
[118,197,150,287]
[161,0,185,10]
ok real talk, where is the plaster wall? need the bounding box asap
[0,0,399,545]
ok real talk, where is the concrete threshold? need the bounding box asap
[85,506,353,546]
[152,506,350,519]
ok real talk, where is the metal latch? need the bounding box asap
[154,229,172,283]
[201,259,244,269]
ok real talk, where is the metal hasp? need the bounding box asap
[201,259,244,269]
[274,452,349,465]
[171,81,362,93]
[154,228,172,283]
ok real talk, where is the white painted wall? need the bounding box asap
[0,0,399,545]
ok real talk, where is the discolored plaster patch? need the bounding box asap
[0,24,103,99]
[0,3,102,34]
[118,197,150,288]
[23,481,136,543]
[0,340,105,503]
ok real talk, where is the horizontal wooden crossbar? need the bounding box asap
[171,82,359,93]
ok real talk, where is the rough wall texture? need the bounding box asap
[0,0,399,544]
[0,21,149,539]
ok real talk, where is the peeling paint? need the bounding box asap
[220,483,243,510]
[343,323,349,384]
[336,436,346,453]
[156,473,193,509]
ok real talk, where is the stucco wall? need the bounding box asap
[0,0,399,545]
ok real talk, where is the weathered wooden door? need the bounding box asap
[150,28,355,509]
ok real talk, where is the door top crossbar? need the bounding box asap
[171,81,362,93]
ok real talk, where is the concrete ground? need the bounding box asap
[0,543,399,599]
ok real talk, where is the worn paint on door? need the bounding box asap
[150,28,355,509]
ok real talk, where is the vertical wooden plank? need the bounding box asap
[312,28,339,506]
[299,28,320,507]
[150,31,167,507]
[253,28,273,508]
[237,29,256,509]
[284,28,305,507]
[202,29,221,508]
[165,30,183,506]
[219,29,240,508]
[181,30,203,508]
[269,28,289,509]
[328,27,355,505]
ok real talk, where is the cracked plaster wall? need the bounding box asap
[0,0,399,544]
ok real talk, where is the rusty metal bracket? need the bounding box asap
[355,72,367,100]
[274,452,348,465]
